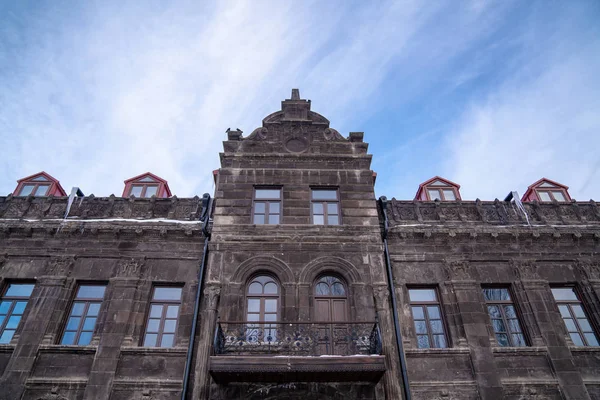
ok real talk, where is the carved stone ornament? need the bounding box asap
[576,259,600,281]
[205,286,221,310]
[116,257,145,277]
[323,127,344,141]
[46,255,76,276]
[372,285,389,309]
[37,387,69,400]
[511,259,540,280]
[247,126,268,140]
[443,259,471,281]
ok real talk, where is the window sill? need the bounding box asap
[0,344,16,352]
[120,346,187,355]
[492,346,547,354]
[405,347,470,355]
[569,346,600,353]
[38,344,97,354]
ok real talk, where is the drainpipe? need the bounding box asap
[378,196,411,400]
[181,193,212,400]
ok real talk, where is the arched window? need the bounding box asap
[246,275,279,341]
[314,275,347,322]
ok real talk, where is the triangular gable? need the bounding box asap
[14,171,67,196]
[414,176,461,201]
[521,178,570,202]
[124,172,168,185]
[123,172,172,198]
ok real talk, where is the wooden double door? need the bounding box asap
[314,276,348,354]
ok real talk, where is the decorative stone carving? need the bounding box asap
[323,128,344,141]
[576,259,600,281]
[205,286,221,311]
[373,285,389,310]
[443,259,472,281]
[116,257,145,277]
[46,255,76,276]
[247,127,268,140]
[37,387,68,400]
[511,259,540,280]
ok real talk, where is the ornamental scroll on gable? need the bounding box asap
[227,89,355,155]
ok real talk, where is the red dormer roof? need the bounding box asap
[521,178,571,202]
[122,172,172,198]
[13,171,67,197]
[414,176,462,201]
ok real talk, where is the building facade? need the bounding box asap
[0,91,599,399]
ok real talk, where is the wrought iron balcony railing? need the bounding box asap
[213,321,382,356]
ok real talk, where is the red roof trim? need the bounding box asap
[123,172,172,197]
[414,176,461,200]
[124,172,168,185]
[14,171,67,196]
[521,178,570,202]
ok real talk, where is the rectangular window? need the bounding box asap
[18,184,50,196]
[408,288,448,348]
[311,189,340,225]
[483,288,527,347]
[61,285,106,345]
[551,287,599,346]
[144,287,182,348]
[0,283,35,344]
[253,188,281,225]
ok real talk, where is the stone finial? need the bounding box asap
[226,128,243,141]
[291,89,300,100]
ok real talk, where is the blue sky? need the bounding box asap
[1,1,599,201]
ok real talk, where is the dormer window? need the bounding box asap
[13,172,67,197]
[521,178,571,203]
[123,173,172,198]
[415,177,461,202]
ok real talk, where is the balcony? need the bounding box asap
[209,321,386,384]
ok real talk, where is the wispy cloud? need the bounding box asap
[0,1,598,202]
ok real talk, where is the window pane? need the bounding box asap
[61,331,76,345]
[77,286,106,299]
[264,313,277,322]
[558,305,571,318]
[511,333,527,347]
[508,319,522,333]
[571,305,585,318]
[87,303,101,317]
[269,202,280,214]
[255,189,281,199]
[564,318,577,332]
[584,333,599,346]
[19,185,35,196]
[551,288,578,301]
[327,203,339,215]
[414,321,428,334]
[163,319,176,333]
[66,317,81,331]
[417,335,430,348]
[264,299,277,312]
[427,189,441,200]
[248,282,263,294]
[411,306,424,319]
[268,215,280,224]
[552,191,566,201]
[433,335,447,348]
[139,176,156,182]
[483,288,511,301]
[34,185,50,196]
[166,305,179,318]
[331,282,345,295]
[247,313,260,322]
[408,289,437,302]
[311,190,337,200]
[71,302,85,316]
[312,203,324,214]
[496,333,509,347]
[264,282,278,294]
[313,215,324,225]
[570,333,584,346]
[253,214,265,224]
[254,202,266,213]
[144,333,158,347]
[161,334,174,347]
[0,330,15,343]
[492,319,506,333]
[78,331,93,345]
[32,175,49,181]
[430,320,444,334]
[5,284,35,297]
[316,282,329,295]
[503,305,517,318]
[442,190,456,200]
[5,316,21,329]
[144,186,158,198]
[153,287,182,301]
[578,318,592,332]
[0,301,10,314]
[130,186,143,197]
[150,305,163,318]
[82,317,97,331]
[247,299,260,313]
[538,191,552,201]
[327,215,340,225]
[12,301,27,315]
[146,319,160,333]
[487,305,501,319]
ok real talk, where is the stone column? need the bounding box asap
[191,284,221,400]
[82,276,139,400]
[444,261,503,400]
[0,275,68,400]
[373,284,404,400]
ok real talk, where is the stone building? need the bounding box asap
[0,90,599,399]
